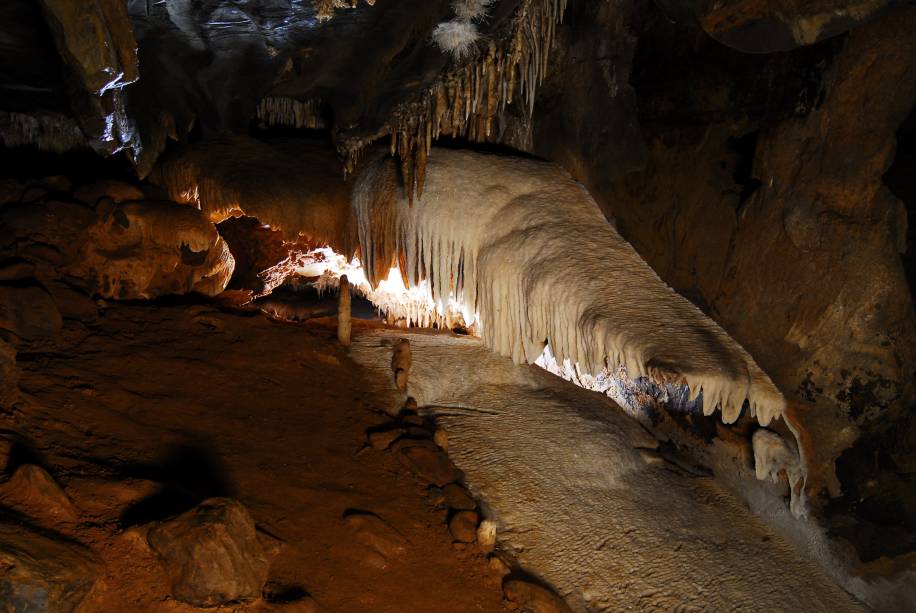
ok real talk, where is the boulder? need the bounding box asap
[146,498,269,607]
[0,521,99,612]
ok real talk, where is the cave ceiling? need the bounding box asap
[0,0,899,178]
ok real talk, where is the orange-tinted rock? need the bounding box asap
[393,439,461,486]
[448,510,478,543]
[0,464,79,527]
[503,578,572,613]
[0,522,99,613]
[146,498,269,607]
[443,483,476,511]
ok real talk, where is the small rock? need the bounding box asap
[0,522,99,613]
[449,510,478,543]
[401,414,425,427]
[146,498,269,607]
[391,339,411,390]
[434,429,449,451]
[0,464,79,526]
[405,426,431,439]
[403,397,418,412]
[343,511,408,561]
[488,554,511,576]
[393,440,462,486]
[443,483,476,511]
[503,579,572,613]
[425,486,447,508]
[477,519,497,553]
[367,427,404,450]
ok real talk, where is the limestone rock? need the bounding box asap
[367,427,404,450]
[442,483,476,511]
[0,464,79,527]
[146,497,269,607]
[0,522,99,613]
[503,578,572,613]
[448,510,478,543]
[477,519,497,553]
[343,511,408,562]
[392,439,462,486]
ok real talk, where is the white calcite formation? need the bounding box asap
[352,148,785,426]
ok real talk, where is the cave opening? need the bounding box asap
[1,1,914,611]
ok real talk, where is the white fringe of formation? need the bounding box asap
[431,0,494,59]
[352,148,786,427]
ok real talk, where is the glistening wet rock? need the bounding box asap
[146,497,269,606]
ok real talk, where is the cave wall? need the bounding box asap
[526,0,916,525]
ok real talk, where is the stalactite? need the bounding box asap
[351,147,787,428]
[256,97,325,130]
[313,0,375,22]
[342,0,568,198]
[0,111,88,153]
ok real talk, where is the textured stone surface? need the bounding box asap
[0,522,99,612]
[0,464,79,528]
[146,497,269,606]
[352,331,868,611]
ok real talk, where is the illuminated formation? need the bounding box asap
[350,149,786,426]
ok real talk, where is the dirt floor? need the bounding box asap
[3,301,509,612]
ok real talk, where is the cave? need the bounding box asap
[0,0,914,611]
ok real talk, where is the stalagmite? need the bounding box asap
[338,275,352,346]
[351,148,786,426]
[391,339,412,392]
[753,429,806,517]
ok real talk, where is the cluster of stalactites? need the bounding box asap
[313,0,376,21]
[341,0,568,201]
[351,148,787,428]
[0,111,88,153]
[256,97,325,130]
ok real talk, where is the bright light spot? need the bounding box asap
[258,246,479,330]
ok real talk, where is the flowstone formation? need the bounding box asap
[1,0,914,608]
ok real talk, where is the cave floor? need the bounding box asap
[5,302,508,612]
[350,330,866,612]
